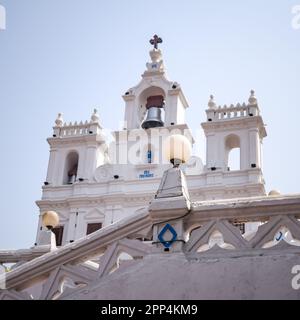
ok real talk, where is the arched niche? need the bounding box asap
[138,86,166,126]
[225,134,241,171]
[63,151,79,184]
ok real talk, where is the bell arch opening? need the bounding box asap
[225,134,241,171]
[63,151,79,185]
[138,86,166,129]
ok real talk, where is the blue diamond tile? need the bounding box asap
[158,224,177,248]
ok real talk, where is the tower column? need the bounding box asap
[240,133,249,170]
[66,210,77,243]
[85,145,98,180]
[46,148,58,184]
[206,133,217,169]
[123,94,136,130]
[54,151,65,186]
[249,128,260,168]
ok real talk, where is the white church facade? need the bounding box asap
[36,36,266,247]
[1,36,300,300]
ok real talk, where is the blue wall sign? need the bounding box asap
[139,170,154,179]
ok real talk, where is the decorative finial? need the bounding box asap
[91,108,99,123]
[208,95,216,109]
[248,90,257,105]
[55,113,63,127]
[149,34,163,50]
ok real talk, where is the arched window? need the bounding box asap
[63,151,79,184]
[225,134,241,171]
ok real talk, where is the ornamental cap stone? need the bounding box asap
[208,95,216,109]
[55,113,63,127]
[248,90,257,105]
[91,108,100,123]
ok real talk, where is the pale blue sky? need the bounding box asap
[0,0,299,249]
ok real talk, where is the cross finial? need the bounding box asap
[150,34,163,49]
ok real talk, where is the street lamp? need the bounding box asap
[42,211,59,230]
[164,134,192,167]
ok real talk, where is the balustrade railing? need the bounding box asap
[206,103,259,122]
[53,121,100,138]
[1,195,300,300]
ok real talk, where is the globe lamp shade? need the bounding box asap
[42,211,59,230]
[164,134,192,166]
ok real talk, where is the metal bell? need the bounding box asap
[142,107,164,129]
[141,95,165,129]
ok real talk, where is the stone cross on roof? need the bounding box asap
[149,34,163,49]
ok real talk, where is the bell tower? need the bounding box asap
[123,35,189,131]
[44,109,107,186]
[36,109,108,246]
[201,91,267,195]
[116,35,193,166]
